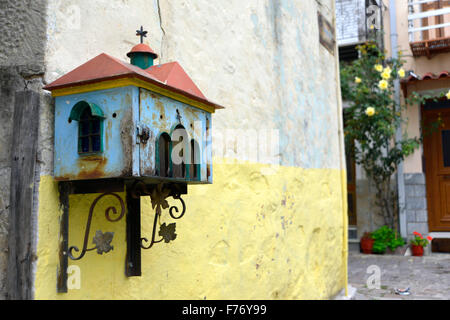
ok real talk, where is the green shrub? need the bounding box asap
[371,226,405,254]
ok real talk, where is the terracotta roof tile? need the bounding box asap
[402,70,450,83]
[43,53,158,89]
[146,62,206,99]
[127,43,158,59]
[43,53,223,110]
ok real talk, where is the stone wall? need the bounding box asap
[404,173,429,238]
[0,0,48,299]
[0,67,19,300]
[355,178,385,236]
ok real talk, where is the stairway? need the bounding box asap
[348,226,360,252]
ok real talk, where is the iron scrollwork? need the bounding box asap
[68,192,125,260]
[132,182,186,250]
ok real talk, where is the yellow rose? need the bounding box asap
[355,77,362,84]
[446,90,450,100]
[374,64,383,72]
[398,68,405,78]
[379,80,389,90]
[365,107,375,117]
[381,70,391,80]
[383,66,392,75]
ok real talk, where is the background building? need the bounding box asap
[337,0,450,252]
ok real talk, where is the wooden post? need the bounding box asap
[126,187,141,277]
[7,91,40,300]
[57,182,70,293]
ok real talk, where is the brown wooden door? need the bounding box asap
[345,142,357,226]
[423,108,450,231]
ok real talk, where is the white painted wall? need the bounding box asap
[44,0,343,170]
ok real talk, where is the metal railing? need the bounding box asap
[408,0,450,57]
[408,0,450,42]
[336,0,368,45]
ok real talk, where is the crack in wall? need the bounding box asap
[156,0,166,62]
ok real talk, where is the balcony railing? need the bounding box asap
[409,0,450,58]
[336,0,369,46]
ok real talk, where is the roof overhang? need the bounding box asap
[43,53,225,113]
[401,71,450,97]
[46,74,224,114]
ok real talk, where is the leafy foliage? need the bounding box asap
[388,237,405,252]
[410,236,429,247]
[361,231,373,240]
[371,225,405,254]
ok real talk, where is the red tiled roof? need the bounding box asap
[43,53,223,110]
[43,53,158,89]
[146,62,206,99]
[401,70,450,97]
[127,43,158,59]
[403,70,450,83]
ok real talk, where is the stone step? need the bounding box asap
[348,226,358,240]
[348,241,360,252]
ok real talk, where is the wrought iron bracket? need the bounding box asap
[67,192,125,260]
[57,179,124,293]
[129,182,187,250]
[57,179,187,291]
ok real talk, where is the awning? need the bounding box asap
[401,70,450,96]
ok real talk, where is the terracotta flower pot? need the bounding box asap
[361,238,374,254]
[411,244,424,256]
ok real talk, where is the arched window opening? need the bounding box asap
[172,124,187,179]
[190,139,200,181]
[158,133,171,177]
[78,107,102,154]
[69,101,104,155]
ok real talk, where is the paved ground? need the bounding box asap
[348,252,450,300]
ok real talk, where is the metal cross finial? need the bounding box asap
[136,26,148,44]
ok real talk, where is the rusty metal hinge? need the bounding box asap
[136,123,150,144]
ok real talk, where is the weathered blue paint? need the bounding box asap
[250,13,267,48]
[54,86,138,180]
[139,88,211,183]
[69,101,105,121]
[54,85,212,184]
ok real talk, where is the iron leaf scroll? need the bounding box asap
[131,182,186,250]
[68,192,125,260]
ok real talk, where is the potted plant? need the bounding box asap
[371,225,406,255]
[387,236,406,255]
[410,231,433,256]
[360,232,374,254]
[371,226,391,254]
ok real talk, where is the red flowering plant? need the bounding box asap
[410,231,433,247]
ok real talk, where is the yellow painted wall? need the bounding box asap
[35,160,346,300]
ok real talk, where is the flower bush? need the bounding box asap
[340,41,445,231]
[410,231,433,247]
